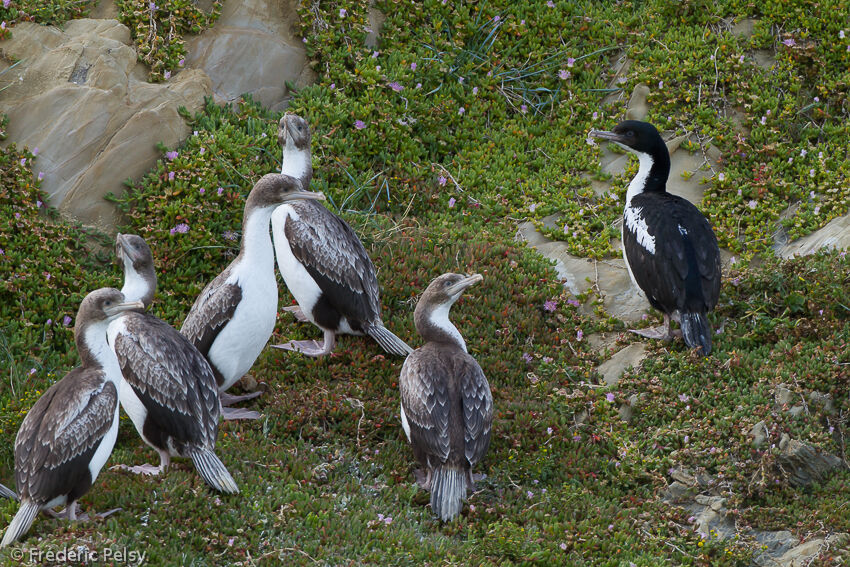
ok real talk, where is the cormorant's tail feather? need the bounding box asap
[680,311,712,356]
[1,500,39,547]
[0,483,19,501]
[430,466,466,522]
[368,324,413,356]
[188,448,239,494]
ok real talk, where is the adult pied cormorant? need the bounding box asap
[1,289,142,547]
[590,120,721,355]
[180,174,325,419]
[270,113,412,357]
[399,273,493,522]
[107,234,238,493]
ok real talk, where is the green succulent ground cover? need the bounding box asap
[1,0,850,565]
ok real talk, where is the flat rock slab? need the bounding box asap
[598,343,647,386]
[777,213,850,258]
[185,0,313,111]
[0,19,211,230]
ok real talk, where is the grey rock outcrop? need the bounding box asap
[0,19,211,229]
[184,0,313,111]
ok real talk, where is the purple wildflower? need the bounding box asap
[168,171,175,181]
[329,83,335,90]
[747,200,757,209]
[520,104,528,114]
[372,51,379,58]
[606,393,615,403]
[576,329,583,341]
[494,15,500,22]
[149,1,156,11]
[199,147,205,155]
[522,352,533,363]
[410,62,417,71]
[783,38,796,47]
[543,299,557,312]
[560,543,567,551]
[388,81,403,92]
[199,188,205,195]
[164,71,171,79]
[448,197,456,208]
[166,150,178,160]
[547,0,555,7]
[36,200,42,208]
[354,120,366,130]
[679,393,689,402]
[217,187,224,196]
[339,8,346,17]
[38,172,44,181]
[472,86,479,95]
[29,368,36,376]
[558,69,571,80]
[458,106,465,115]
[567,299,580,307]
[718,172,725,181]
[2,0,9,8]
[46,319,52,326]
[175,223,189,234]
[567,57,576,67]
[179,58,185,67]
[592,111,598,120]
[63,315,72,326]
[438,175,447,186]
[32,147,39,156]
[415,82,422,89]
[841,30,846,39]
[526,490,534,499]
[20,158,25,166]
[223,230,237,241]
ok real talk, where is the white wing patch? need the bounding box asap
[678,224,688,236]
[624,206,656,254]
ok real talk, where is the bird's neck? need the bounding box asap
[281,146,312,188]
[238,206,275,269]
[121,259,156,309]
[78,319,119,377]
[626,149,669,205]
[415,303,467,352]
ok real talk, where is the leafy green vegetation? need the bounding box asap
[1,0,849,565]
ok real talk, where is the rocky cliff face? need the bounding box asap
[0,0,311,231]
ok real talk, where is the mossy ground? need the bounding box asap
[1,0,849,565]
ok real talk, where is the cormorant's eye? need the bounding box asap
[626,130,635,138]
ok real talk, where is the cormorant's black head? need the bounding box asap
[589,120,665,157]
[245,173,325,212]
[278,113,312,151]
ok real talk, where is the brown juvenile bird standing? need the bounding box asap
[399,273,493,522]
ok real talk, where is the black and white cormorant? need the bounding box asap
[399,273,493,522]
[270,113,412,357]
[107,234,238,493]
[180,174,325,419]
[590,120,721,355]
[1,288,143,547]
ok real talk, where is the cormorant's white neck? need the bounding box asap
[281,146,311,185]
[82,319,121,378]
[626,152,655,206]
[426,303,467,352]
[120,257,154,308]
[239,206,275,269]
